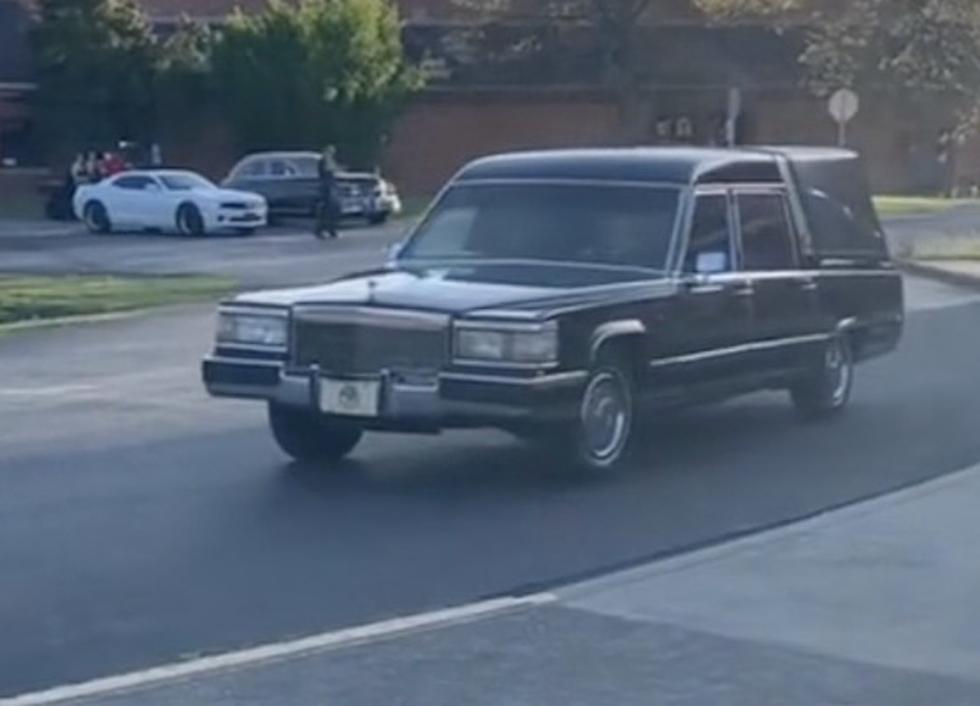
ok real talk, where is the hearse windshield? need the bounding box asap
[401,182,680,270]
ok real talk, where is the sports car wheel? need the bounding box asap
[176,203,206,237]
[83,201,111,234]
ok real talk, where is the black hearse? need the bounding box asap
[203,147,903,472]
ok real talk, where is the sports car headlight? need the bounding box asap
[217,309,288,348]
[455,322,558,365]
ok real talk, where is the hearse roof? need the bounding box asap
[456,146,861,187]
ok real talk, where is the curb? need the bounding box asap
[0,300,221,336]
[898,260,980,292]
[0,311,144,335]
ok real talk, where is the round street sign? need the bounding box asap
[828,88,860,124]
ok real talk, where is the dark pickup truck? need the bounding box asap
[202,147,903,473]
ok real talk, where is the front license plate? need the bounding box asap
[319,378,381,417]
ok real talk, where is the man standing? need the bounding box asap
[315,145,340,240]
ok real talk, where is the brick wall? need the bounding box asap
[108,86,974,198]
[382,90,621,195]
[383,87,970,197]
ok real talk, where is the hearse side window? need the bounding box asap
[802,188,886,257]
[736,192,796,271]
[684,193,733,273]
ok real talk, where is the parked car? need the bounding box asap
[42,142,158,221]
[222,151,401,224]
[73,170,267,236]
[39,174,76,221]
[202,147,903,473]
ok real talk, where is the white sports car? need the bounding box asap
[73,170,268,236]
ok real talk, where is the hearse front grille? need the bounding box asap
[292,306,450,375]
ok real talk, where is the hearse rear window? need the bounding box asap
[791,156,887,259]
[403,183,679,270]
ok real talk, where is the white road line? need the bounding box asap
[0,593,556,706]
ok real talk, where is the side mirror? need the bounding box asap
[144,182,162,193]
[695,251,728,275]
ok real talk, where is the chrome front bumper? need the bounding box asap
[202,356,587,426]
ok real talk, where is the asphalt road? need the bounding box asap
[1,274,979,698]
[1,206,975,288]
[0,219,408,288]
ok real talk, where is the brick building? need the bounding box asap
[0,0,969,195]
[0,0,36,166]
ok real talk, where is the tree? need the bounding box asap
[703,0,980,191]
[699,0,980,136]
[211,0,420,167]
[454,0,664,140]
[800,1,980,134]
[451,0,807,141]
[692,0,802,17]
[156,19,214,122]
[31,0,159,155]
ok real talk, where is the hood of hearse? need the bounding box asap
[231,261,672,317]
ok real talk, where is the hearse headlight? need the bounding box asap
[455,321,558,365]
[217,309,288,348]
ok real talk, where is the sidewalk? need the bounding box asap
[11,462,980,706]
[901,259,980,291]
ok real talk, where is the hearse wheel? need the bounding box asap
[268,402,364,464]
[531,349,636,473]
[791,334,854,419]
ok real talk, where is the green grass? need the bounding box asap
[0,274,235,327]
[873,195,977,218]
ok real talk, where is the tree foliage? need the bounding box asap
[31,0,159,153]
[453,0,806,138]
[692,0,802,18]
[30,0,419,165]
[211,0,420,166]
[456,0,980,143]
[156,18,215,132]
[800,0,980,136]
[700,0,980,135]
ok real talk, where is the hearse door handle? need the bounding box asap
[731,282,755,298]
[687,284,725,294]
[683,277,725,295]
[795,277,819,292]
